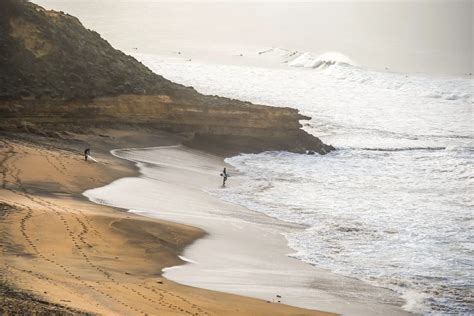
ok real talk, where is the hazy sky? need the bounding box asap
[35,0,473,75]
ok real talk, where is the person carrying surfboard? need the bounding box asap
[84,148,90,161]
[221,167,229,187]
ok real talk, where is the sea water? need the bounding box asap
[133,52,473,314]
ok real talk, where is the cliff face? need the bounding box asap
[0,0,180,100]
[0,0,334,155]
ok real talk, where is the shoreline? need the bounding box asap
[0,129,333,315]
[85,144,410,315]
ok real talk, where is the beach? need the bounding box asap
[0,129,333,315]
[84,145,409,315]
[1,0,471,314]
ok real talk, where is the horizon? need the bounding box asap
[35,0,473,75]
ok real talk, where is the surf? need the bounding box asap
[136,52,473,314]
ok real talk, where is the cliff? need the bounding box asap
[0,0,334,155]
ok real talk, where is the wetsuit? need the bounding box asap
[222,168,228,186]
[84,148,90,161]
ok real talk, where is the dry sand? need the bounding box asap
[0,129,333,315]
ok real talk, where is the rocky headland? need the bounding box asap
[0,0,333,155]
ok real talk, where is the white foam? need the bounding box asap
[178,255,198,264]
[401,290,430,314]
[162,266,182,272]
[287,51,355,68]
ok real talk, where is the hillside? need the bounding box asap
[0,0,334,155]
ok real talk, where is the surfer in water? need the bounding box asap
[221,167,228,187]
[84,148,90,161]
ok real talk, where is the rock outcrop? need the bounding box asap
[0,0,334,155]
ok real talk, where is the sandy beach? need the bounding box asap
[0,129,333,315]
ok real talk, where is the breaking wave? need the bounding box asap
[257,47,473,103]
[257,48,356,68]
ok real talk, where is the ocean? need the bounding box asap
[37,0,474,314]
[132,53,473,314]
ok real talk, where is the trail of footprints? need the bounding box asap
[0,141,209,315]
[5,149,149,314]
[38,195,207,315]
[140,282,210,316]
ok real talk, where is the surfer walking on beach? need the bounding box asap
[84,148,90,161]
[221,167,228,187]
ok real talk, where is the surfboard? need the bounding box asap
[87,155,98,162]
